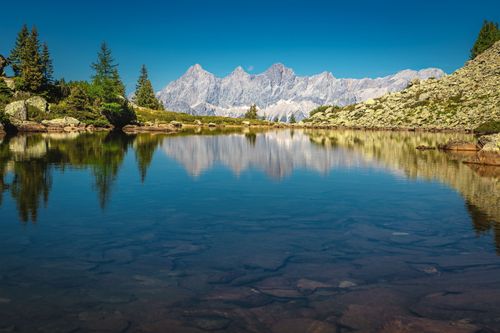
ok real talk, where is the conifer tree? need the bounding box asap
[41,43,53,84]
[91,42,136,127]
[91,42,125,102]
[19,27,44,92]
[470,20,500,59]
[244,104,258,119]
[289,114,296,123]
[8,24,29,76]
[134,65,163,110]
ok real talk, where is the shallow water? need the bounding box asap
[0,129,499,332]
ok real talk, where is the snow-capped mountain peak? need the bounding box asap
[157,63,445,121]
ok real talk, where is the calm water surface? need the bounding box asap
[0,129,499,332]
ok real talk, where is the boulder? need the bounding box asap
[16,121,47,132]
[170,120,182,128]
[194,119,202,126]
[208,122,217,127]
[5,100,27,121]
[26,96,49,113]
[242,121,251,126]
[438,140,479,151]
[364,98,376,105]
[41,117,81,127]
[477,133,500,152]
[418,93,431,102]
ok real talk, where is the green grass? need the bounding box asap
[135,107,270,126]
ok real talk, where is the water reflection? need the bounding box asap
[0,129,498,233]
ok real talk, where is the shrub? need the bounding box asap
[474,121,500,134]
[100,102,136,128]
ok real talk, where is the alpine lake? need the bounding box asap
[0,128,499,333]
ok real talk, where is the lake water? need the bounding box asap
[0,129,499,332]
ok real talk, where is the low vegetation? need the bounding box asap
[136,107,270,126]
[474,121,500,135]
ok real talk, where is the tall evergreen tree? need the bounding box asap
[91,42,136,128]
[289,114,296,123]
[470,20,500,59]
[8,24,29,76]
[41,43,53,84]
[19,27,44,92]
[134,65,163,110]
[91,42,125,102]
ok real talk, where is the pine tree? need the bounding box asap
[8,24,29,76]
[470,20,500,59]
[134,65,163,110]
[91,42,125,102]
[41,43,53,84]
[19,27,45,92]
[289,114,296,123]
[91,42,136,127]
[67,84,90,111]
[244,104,258,119]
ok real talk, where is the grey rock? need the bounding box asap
[26,96,48,112]
[5,100,27,121]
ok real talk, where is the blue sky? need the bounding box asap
[1,0,499,93]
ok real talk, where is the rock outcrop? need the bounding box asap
[26,96,49,113]
[304,41,500,130]
[5,100,27,121]
[465,133,500,166]
[41,117,81,127]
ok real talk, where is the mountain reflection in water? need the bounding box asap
[0,129,498,251]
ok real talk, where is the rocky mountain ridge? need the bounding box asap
[157,64,444,121]
[305,41,500,130]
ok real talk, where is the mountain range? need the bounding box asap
[157,64,445,121]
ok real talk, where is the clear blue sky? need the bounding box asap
[1,0,499,93]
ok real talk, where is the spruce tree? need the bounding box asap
[19,27,44,93]
[8,24,29,76]
[41,43,53,85]
[91,42,125,102]
[91,42,136,127]
[134,64,162,110]
[289,114,296,123]
[470,20,500,59]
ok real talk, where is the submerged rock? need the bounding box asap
[464,133,500,166]
[338,280,357,289]
[438,140,479,151]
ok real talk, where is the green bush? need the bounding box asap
[474,121,500,134]
[101,102,136,128]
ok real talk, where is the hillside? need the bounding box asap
[304,41,500,130]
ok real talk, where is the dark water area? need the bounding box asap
[0,129,499,333]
